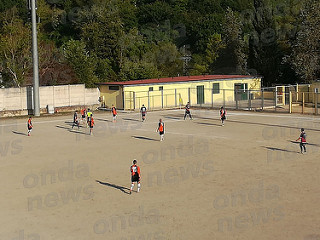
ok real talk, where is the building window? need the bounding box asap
[212,83,220,94]
[315,88,319,93]
[149,87,153,91]
[109,86,119,90]
[159,86,163,91]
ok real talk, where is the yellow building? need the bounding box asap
[97,75,262,110]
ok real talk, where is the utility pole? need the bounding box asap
[29,0,40,116]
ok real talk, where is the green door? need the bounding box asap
[234,83,248,100]
[197,85,205,104]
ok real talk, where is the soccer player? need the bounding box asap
[140,104,147,122]
[111,105,117,122]
[156,118,165,141]
[130,159,141,194]
[296,128,307,154]
[72,111,80,129]
[89,116,95,135]
[220,106,226,126]
[184,102,192,120]
[27,116,33,136]
[80,107,86,124]
[87,108,93,128]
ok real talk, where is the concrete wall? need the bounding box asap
[0,84,99,112]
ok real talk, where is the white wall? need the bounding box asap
[0,84,99,111]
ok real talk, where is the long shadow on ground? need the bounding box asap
[96,180,131,194]
[289,140,320,147]
[196,122,222,127]
[132,136,158,141]
[123,118,141,122]
[177,114,320,132]
[12,131,28,136]
[262,146,300,153]
[56,125,87,135]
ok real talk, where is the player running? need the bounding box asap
[111,105,117,122]
[220,106,226,126]
[296,128,307,154]
[80,107,86,124]
[27,116,33,136]
[72,111,80,129]
[140,104,147,122]
[184,102,193,120]
[87,108,93,128]
[89,116,95,135]
[130,159,141,194]
[156,119,165,141]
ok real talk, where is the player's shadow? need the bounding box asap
[164,116,181,120]
[196,116,320,132]
[263,146,299,153]
[96,180,131,194]
[132,136,158,141]
[288,140,320,147]
[12,130,28,136]
[95,118,111,122]
[123,118,140,122]
[56,125,87,135]
[196,122,222,127]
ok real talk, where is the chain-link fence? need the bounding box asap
[123,86,320,115]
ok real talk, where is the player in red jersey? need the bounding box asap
[111,105,117,122]
[156,119,165,141]
[27,116,33,136]
[220,106,226,126]
[130,159,141,194]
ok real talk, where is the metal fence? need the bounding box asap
[124,86,320,115]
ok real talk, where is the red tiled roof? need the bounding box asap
[98,75,258,86]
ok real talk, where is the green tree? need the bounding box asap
[0,8,31,87]
[288,0,320,82]
[62,40,98,87]
[219,7,247,74]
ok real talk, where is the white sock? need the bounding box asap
[131,183,134,191]
[137,183,140,192]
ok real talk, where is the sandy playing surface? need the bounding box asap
[0,109,319,240]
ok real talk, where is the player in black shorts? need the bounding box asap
[296,128,307,154]
[141,104,147,122]
[184,102,192,120]
[72,111,80,129]
[220,106,226,126]
[130,160,141,194]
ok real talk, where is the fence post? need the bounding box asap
[161,90,164,109]
[235,90,238,110]
[248,90,252,110]
[188,88,191,104]
[211,88,213,108]
[53,86,55,108]
[175,89,177,107]
[274,89,277,112]
[133,92,136,110]
[68,84,71,106]
[289,91,292,113]
[148,91,150,110]
[261,89,264,110]
[315,93,318,115]
[223,89,226,108]
[302,92,305,114]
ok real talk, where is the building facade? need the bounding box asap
[97,75,262,110]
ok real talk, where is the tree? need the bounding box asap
[248,0,283,86]
[288,0,320,82]
[219,8,247,74]
[62,40,98,87]
[0,8,31,87]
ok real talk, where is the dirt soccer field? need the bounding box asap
[0,109,319,240]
